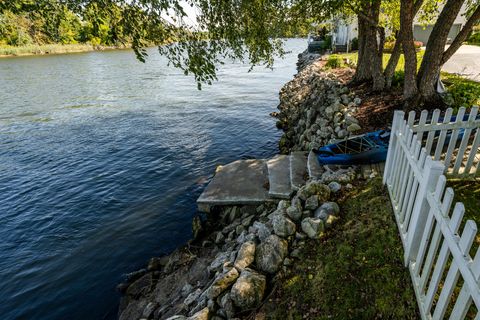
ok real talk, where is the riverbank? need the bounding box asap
[0,43,130,58]
[116,50,418,319]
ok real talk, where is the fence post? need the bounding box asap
[383,110,405,185]
[404,156,445,265]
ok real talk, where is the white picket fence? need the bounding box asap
[383,107,480,319]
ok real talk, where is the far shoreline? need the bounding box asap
[0,43,133,59]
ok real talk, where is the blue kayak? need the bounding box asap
[315,130,390,165]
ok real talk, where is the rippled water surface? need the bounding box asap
[0,39,304,320]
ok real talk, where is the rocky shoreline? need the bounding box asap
[117,51,366,320]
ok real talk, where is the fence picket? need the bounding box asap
[417,110,429,142]
[453,107,479,175]
[434,108,453,161]
[463,128,480,176]
[424,204,464,315]
[418,188,454,295]
[448,234,480,319]
[425,109,441,155]
[383,107,480,320]
[444,107,466,168]
[432,220,477,319]
[413,176,446,277]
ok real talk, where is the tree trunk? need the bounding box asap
[384,0,424,88]
[417,0,465,105]
[442,5,480,64]
[384,31,401,88]
[353,15,372,83]
[352,0,384,90]
[401,0,418,100]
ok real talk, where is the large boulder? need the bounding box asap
[207,267,239,299]
[234,241,256,270]
[272,214,296,238]
[230,269,267,310]
[255,235,288,274]
[301,217,325,239]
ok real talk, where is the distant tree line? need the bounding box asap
[0,1,139,46]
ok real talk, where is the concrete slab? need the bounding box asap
[267,155,292,199]
[307,150,323,180]
[197,159,269,209]
[290,151,308,190]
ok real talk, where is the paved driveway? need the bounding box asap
[442,45,480,82]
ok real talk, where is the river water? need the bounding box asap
[0,39,304,319]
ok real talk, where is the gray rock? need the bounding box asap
[234,241,256,270]
[192,216,203,240]
[242,215,255,227]
[215,232,225,245]
[147,256,168,271]
[272,214,296,238]
[142,302,157,318]
[230,269,267,310]
[344,114,359,125]
[337,129,348,139]
[250,221,271,242]
[184,288,203,306]
[209,251,230,273]
[354,97,362,105]
[317,202,340,216]
[305,195,320,210]
[286,205,302,222]
[207,267,239,299]
[255,235,288,274]
[328,181,342,193]
[277,200,289,211]
[236,230,247,244]
[181,283,193,297]
[301,217,325,239]
[347,123,361,132]
[290,248,302,259]
[165,316,187,320]
[219,293,236,319]
[188,307,209,320]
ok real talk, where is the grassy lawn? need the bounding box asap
[337,50,425,72]
[259,178,419,319]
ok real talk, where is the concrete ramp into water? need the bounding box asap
[197,159,269,211]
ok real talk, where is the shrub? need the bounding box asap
[414,41,423,48]
[325,54,344,68]
[468,32,480,44]
[384,40,422,53]
[391,70,405,88]
[384,41,395,52]
[350,37,358,51]
[443,75,480,109]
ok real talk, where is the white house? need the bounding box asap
[332,3,468,51]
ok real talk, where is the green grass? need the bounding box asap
[0,43,96,57]
[338,50,425,72]
[448,180,480,224]
[260,178,419,320]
